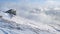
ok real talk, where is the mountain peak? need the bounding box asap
[5,9,16,15]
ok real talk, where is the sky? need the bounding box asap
[0,0,60,24]
[0,0,60,11]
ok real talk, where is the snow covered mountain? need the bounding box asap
[0,9,60,34]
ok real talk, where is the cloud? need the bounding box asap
[0,0,60,27]
[0,0,60,11]
[45,0,60,6]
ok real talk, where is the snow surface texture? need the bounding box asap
[0,8,60,34]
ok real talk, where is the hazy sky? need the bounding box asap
[0,0,60,11]
[0,0,60,23]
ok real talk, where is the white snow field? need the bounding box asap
[0,9,60,34]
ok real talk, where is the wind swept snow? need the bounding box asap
[0,16,59,34]
[0,9,60,34]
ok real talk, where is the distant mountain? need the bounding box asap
[5,9,16,15]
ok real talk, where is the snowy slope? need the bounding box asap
[0,9,60,34]
[11,16,60,34]
[0,16,60,34]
